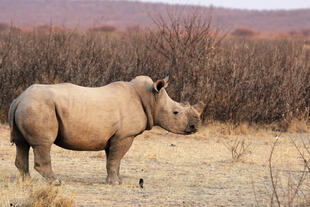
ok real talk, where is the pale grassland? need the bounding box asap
[0,124,310,206]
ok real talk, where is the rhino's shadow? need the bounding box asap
[58,173,106,185]
[58,174,134,185]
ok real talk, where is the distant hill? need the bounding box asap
[0,0,309,32]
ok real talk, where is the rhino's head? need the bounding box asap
[152,76,206,135]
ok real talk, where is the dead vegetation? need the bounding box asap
[223,138,252,161]
[0,12,310,131]
[231,27,257,37]
[1,179,74,207]
[23,185,73,207]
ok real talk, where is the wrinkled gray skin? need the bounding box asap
[8,76,206,185]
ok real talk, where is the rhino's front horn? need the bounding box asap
[193,99,207,116]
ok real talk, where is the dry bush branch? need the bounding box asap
[269,138,281,207]
[268,135,310,207]
[290,136,310,173]
[250,175,259,207]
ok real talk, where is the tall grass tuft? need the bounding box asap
[24,185,73,207]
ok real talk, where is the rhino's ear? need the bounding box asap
[192,100,206,116]
[153,76,169,93]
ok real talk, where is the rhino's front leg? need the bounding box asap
[105,136,134,185]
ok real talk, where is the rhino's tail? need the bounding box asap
[8,97,21,144]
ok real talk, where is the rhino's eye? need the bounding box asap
[173,111,179,115]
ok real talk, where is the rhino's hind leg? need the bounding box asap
[33,145,59,185]
[15,143,30,180]
[105,136,134,185]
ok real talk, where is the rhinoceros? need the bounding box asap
[8,76,206,185]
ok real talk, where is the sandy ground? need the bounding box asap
[0,124,310,206]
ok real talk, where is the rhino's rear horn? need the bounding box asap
[153,76,169,92]
[182,101,190,107]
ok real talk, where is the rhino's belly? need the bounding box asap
[54,118,118,151]
[55,132,114,151]
[54,137,109,151]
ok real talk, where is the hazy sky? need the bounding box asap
[132,0,310,10]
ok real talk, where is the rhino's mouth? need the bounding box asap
[183,124,198,135]
[183,129,197,135]
[161,126,197,135]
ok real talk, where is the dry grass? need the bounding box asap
[5,183,74,207]
[1,124,310,206]
[287,118,310,133]
[0,176,74,207]
[24,185,73,207]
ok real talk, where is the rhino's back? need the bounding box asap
[15,82,147,151]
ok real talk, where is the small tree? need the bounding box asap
[146,9,224,104]
[0,22,9,32]
[231,27,256,37]
[89,25,117,33]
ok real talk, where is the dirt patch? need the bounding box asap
[0,125,309,206]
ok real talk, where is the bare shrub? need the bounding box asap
[231,27,257,37]
[89,25,117,33]
[301,29,310,37]
[35,25,53,33]
[223,138,252,161]
[146,9,223,103]
[206,38,310,128]
[0,22,9,32]
[125,25,140,33]
[0,13,310,129]
[35,25,64,34]
[287,30,310,39]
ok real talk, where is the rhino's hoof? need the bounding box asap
[106,176,122,185]
[51,179,63,186]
